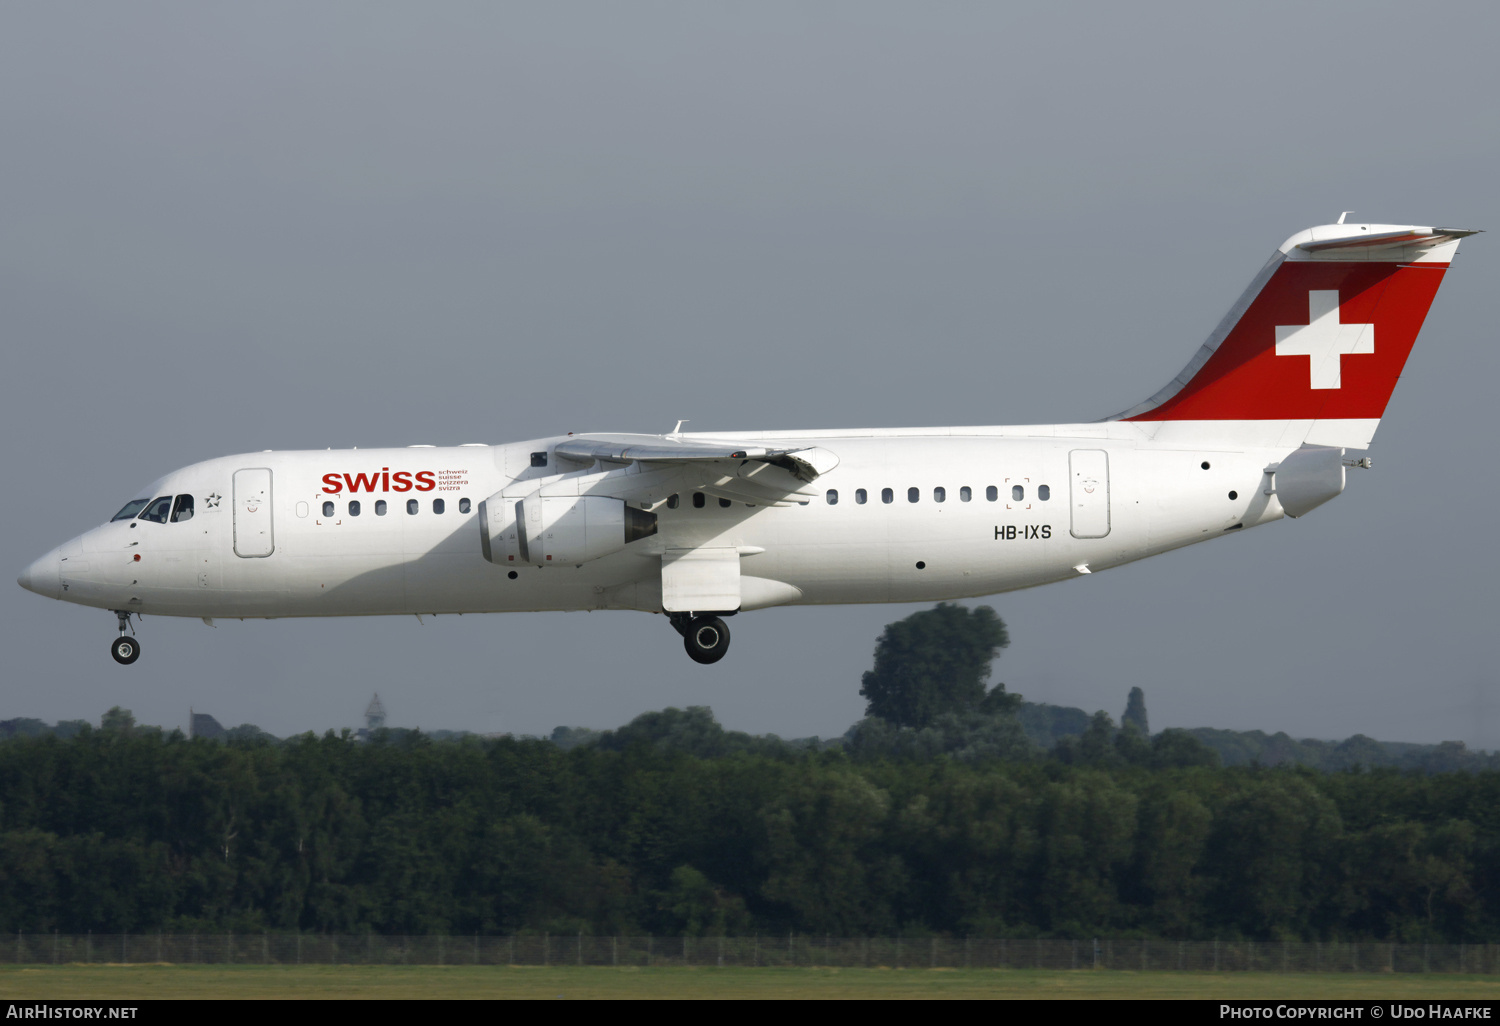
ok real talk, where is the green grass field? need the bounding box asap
[2,965,1498,999]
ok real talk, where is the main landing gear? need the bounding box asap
[110,610,140,665]
[671,612,731,664]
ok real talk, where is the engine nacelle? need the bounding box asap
[479,491,656,567]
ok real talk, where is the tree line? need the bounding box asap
[0,712,1493,941]
[1,602,1492,941]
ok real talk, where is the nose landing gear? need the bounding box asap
[110,610,140,665]
[671,612,731,664]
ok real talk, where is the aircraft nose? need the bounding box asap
[17,551,61,599]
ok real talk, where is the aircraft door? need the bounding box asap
[1069,450,1110,539]
[233,468,275,557]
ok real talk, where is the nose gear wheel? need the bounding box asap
[110,610,140,665]
[110,636,141,665]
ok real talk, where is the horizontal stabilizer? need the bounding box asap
[1295,227,1479,253]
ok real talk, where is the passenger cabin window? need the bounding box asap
[1038,485,1051,501]
[1012,485,1024,501]
[986,485,998,502]
[530,452,548,468]
[882,488,894,504]
[323,501,335,517]
[433,498,446,514]
[375,500,388,516]
[907,487,919,503]
[826,489,838,505]
[692,492,706,509]
[170,495,194,523]
[112,499,151,522]
[138,496,172,524]
[459,497,471,514]
[349,500,361,517]
[934,487,946,503]
[960,486,972,502]
[407,499,419,515]
[667,494,680,509]
[718,497,731,508]
[855,489,867,504]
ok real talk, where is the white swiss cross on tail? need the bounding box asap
[1274,290,1374,390]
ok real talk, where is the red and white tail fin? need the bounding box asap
[1112,221,1478,449]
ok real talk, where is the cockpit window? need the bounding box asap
[170,495,195,523]
[138,496,173,524]
[111,499,151,522]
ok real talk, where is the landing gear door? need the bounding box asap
[662,547,740,613]
[1069,450,1110,539]
[233,468,275,558]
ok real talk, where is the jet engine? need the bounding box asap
[480,491,657,566]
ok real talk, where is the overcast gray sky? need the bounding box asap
[3,1,1497,746]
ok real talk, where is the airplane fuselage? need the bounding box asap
[26,427,1290,622]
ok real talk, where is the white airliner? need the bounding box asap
[17,219,1476,665]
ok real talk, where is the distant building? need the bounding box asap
[365,694,387,731]
[190,709,224,740]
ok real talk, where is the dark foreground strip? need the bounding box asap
[2,1000,1498,1011]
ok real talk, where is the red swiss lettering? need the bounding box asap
[323,469,432,493]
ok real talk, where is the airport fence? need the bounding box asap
[7,934,1499,973]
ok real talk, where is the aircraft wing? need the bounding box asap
[552,434,840,507]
